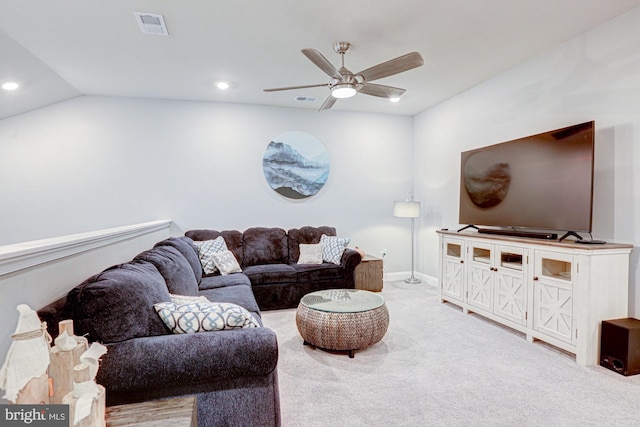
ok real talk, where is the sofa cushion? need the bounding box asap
[67,261,172,343]
[135,246,199,296]
[242,227,288,267]
[288,226,336,262]
[199,273,252,291]
[185,230,244,269]
[199,281,261,314]
[243,264,297,286]
[154,237,203,283]
[292,262,346,282]
[154,301,260,333]
[320,234,351,264]
[194,236,228,274]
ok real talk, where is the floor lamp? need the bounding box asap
[393,200,421,284]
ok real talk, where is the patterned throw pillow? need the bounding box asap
[297,243,323,264]
[170,294,210,305]
[211,250,242,275]
[193,236,228,274]
[320,234,351,265]
[154,301,260,334]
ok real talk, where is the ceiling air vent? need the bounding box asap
[134,12,169,36]
[295,96,318,103]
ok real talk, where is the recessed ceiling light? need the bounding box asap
[216,82,230,90]
[2,82,19,91]
[389,97,400,103]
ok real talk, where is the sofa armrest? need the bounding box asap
[340,249,362,286]
[96,327,278,400]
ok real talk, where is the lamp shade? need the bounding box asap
[393,201,420,218]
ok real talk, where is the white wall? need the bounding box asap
[413,7,640,315]
[0,97,415,273]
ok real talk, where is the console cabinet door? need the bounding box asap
[532,250,574,344]
[441,238,465,302]
[467,241,493,312]
[493,247,527,325]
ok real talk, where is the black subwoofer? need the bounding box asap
[600,318,640,376]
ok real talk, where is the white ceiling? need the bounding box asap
[1,0,640,119]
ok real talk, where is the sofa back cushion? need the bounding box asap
[67,261,172,343]
[185,230,244,267]
[154,237,203,283]
[135,246,199,296]
[243,227,288,267]
[288,226,336,263]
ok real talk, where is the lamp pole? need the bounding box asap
[406,214,420,284]
[393,198,421,284]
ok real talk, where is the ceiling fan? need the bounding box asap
[263,42,424,111]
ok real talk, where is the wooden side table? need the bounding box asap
[105,395,197,427]
[355,254,383,292]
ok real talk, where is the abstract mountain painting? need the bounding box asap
[263,132,330,199]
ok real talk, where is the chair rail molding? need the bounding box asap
[0,220,172,277]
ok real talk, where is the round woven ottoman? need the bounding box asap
[296,289,389,358]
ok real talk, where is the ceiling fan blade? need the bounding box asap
[357,52,424,82]
[359,83,406,98]
[263,83,329,92]
[318,95,337,111]
[302,48,340,78]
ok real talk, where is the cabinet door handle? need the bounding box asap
[533,276,539,281]
[460,260,464,264]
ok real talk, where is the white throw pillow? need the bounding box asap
[194,236,228,274]
[297,243,323,264]
[170,294,210,305]
[154,301,260,334]
[320,234,351,265]
[211,250,242,275]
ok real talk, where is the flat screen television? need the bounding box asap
[458,121,594,236]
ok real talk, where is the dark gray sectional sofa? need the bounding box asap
[185,226,362,310]
[37,225,360,427]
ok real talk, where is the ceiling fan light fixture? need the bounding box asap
[390,97,400,103]
[331,84,356,99]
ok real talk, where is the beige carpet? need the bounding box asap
[261,280,640,427]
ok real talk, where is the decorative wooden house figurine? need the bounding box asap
[0,304,51,404]
[62,362,106,427]
[49,319,89,404]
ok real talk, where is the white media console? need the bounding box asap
[437,230,633,366]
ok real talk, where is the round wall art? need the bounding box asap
[263,131,330,200]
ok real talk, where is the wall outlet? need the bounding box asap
[380,248,387,258]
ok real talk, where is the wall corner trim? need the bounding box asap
[0,220,172,276]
